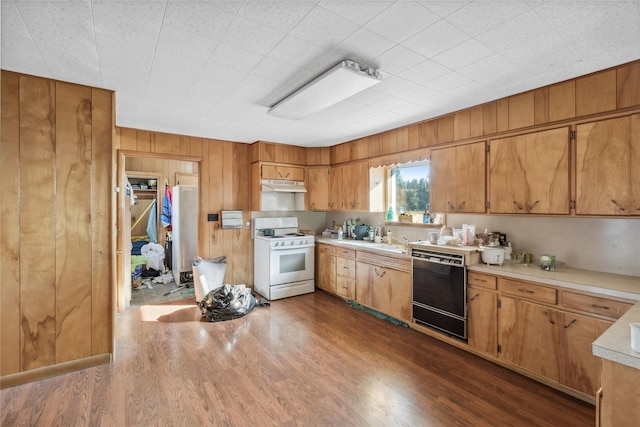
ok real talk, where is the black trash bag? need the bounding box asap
[198,284,269,322]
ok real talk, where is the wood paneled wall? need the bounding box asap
[115,128,253,286]
[1,71,113,377]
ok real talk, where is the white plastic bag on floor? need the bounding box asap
[141,242,165,273]
[192,256,226,302]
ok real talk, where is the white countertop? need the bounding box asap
[469,263,640,301]
[593,301,640,369]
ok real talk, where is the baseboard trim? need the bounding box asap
[0,353,112,389]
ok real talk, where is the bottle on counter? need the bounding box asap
[338,227,344,240]
[386,206,394,221]
[368,227,374,242]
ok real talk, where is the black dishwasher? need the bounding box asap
[412,248,467,342]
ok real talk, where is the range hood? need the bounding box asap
[261,180,307,193]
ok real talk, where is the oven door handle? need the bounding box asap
[270,244,315,251]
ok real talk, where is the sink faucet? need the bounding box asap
[388,235,409,252]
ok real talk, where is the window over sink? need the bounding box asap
[385,161,442,224]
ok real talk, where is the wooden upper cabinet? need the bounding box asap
[261,164,304,181]
[328,167,343,210]
[430,142,486,213]
[307,166,329,211]
[575,114,640,215]
[489,127,570,214]
[342,162,369,211]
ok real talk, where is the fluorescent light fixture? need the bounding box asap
[268,60,382,120]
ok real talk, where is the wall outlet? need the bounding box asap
[207,213,218,222]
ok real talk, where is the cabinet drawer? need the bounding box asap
[468,272,497,290]
[318,244,335,254]
[336,248,356,258]
[561,291,633,319]
[499,278,557,304]
[336,257,356,280]
[336,276,355,299]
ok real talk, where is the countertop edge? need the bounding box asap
[592,301,640,370]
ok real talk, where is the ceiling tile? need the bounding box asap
[476,10,553,53]
[395,85,440,105]
[422,71,472,92]
[445,1,532,36]
[431,39,495,70]
[15,1,100,86]
[398,59,451,84]
[457,54,520,83]
[417,1,471,18]
[236,1,316,33]
[365,1,441,43]
[289,6,359,48]
[403,20,469,58]
[375,45,426,75]
[318,1,394,26]
[0,1,49,76]
[222,16,287,56]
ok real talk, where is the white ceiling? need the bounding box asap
[2,1,640,147]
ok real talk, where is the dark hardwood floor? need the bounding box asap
[1,291,593,426]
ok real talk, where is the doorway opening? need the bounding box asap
[116,151,200,311]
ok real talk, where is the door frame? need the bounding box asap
[115,150,202,313]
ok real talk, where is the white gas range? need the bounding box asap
[253,217,315,300]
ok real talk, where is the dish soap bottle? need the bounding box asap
[338,227,344,241]
[386,206,394,221]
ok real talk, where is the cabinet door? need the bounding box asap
[371,267,412,322]
[455,142,486,213]
[329,167,343,210]
[355,263,373,307]
[489,135,527,213]
[342,162,368,211]
[576,114,639,215]
[490,128,569,214]
[600,360,640,427]
[262,165,304,180]
[498,296,560,382]
[317,252,336,294]
[524,127,569,214]
[559,312,611,395]
[468,287,497,356]
[430,147,457,212]
[308,167,329,211]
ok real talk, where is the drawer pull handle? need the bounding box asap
[470,293,480,301]
[590,304,610,310]
[475,278,487,283]
[518,288,534,294]
[543,311,555,325]
[528,200,540,211]
[374,268,386,278]
[513,200,523,210]
[564,319,577,329]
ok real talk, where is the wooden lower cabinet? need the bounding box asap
[499,296,561,382]
[317,245,336,294]
[599,360,640,427]
[560,311,611,395]
[467,286,497,357]
[356,262,412,322]
[499,295,613,396]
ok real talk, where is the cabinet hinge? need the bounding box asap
[485,201,490,209]
[485,144,490,153]
[497,344,502,354]
[569,200,576,209]
[569,130,576,141]
[497,299,501,309]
